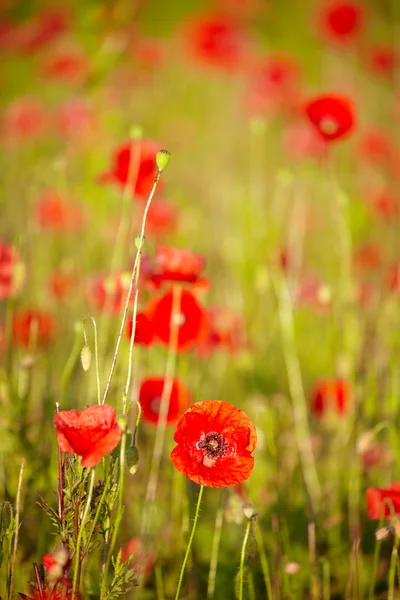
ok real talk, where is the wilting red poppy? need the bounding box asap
[42,50,88,84]
[99,139,161,199]
[139,376,191,425]
[56,98,96,139]
[34,191,86,232]
[317,1,364,44]
[181,12,246,71]
[0,242,24,299]
[311,379,349,416]
[282,121,328,160]
[54,405,123,468]
[366,483,400,519]
[126,312,154,346]
[1,97,47,141]
[146,287,209,352]
[367,46,399,78]
[13,309,55,348]
[121,538,156,576]
[305,94,355,142]
[357,127,394,166]
[170,400,257,487]
[86,272,133,315]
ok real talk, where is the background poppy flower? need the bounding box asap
[144,200,178,237]
[146,287,209,352]
[366,483,400,519]
[305,94,355,142]
[170,399,257,487]
[155,245,206,283]
[42,50,88,84]
[120,538,156,575]
[139,376,191,425]
[55,98,96,139]
[311,378,350,416]
[126,312,154,346]
[0,242,24,299]
[13,309,55,348]
[317,1,364,44]
[282,121,328,160]
[54,405,123,468]
[1,97,47,141]
[356,127,394,166]
[34,192,86,232]
[367,46,399,78]
[86,272,133,314]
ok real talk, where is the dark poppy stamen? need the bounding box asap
[197,431,227,459]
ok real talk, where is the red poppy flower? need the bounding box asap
[120,538,156,576]
[357,128,394,166]
[134,38,165,69]
[156,245,206,283]
[145,200,178,237]
[366,188,399,220]
[181,12,246,71]
[42,50,88,83]
[34,192,86,232]
[126,312,154,346]
[17,7,69,53]
[305,94,355,142]
[139,376,191,425]
[56,98,96,139]
[170,400,257,488]
[99,139,161,199]
[86,272,133,315]
[311,379,350,416]
[146,287,209,352]
[42,544,70,584]
[295,277,332,311]
[366,483,400,519]
[367,46,399,78]
[1,97,47,141]
[387,263,400,293]
[54,405,123,468]
[353,243,383,272]
[317,1,364,44]
[13,309,55,348]
[199,306,247,355]
[282,121,328,160]
[48,268,78,301]
[0,242,24,299]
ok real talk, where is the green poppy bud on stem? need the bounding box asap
[126,445,139,474]
[81,344,92,371]
[156,149,171,171]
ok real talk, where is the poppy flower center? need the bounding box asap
[196,431,227,466]
[319,116,338,135]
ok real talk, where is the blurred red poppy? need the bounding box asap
[1,97,47,141]
[366,483,400,519]
[156,245,206,283]
[181,12,246,71]
[295,277,331,311]
[134,38,165,70]
[145,200,178,237]
[353,243,383,272]
[311,379,349,416]
[139,376,191,425]
[357,128,394,166]
[121,538,156,576]
[48,268,78,301]
[17,7,69,53]
[42,50,88,84]
[170,400,257,487]
[99,139,161,199]
[305,94,355,142]
[366,188,399,221]
[34,191,86,232]
[54,405,123,468]
[126,312,154,346]
[0,242,24,299]
[387,263,400,293]
[146,287,209,352]
[282,121,328,160]
[56,98,96,139]
[367,46,398,78]
[86,272,133,315]
[42,544,70,585]
[199,306,247,355]
[13,309,55,348]
[317,0,364,44]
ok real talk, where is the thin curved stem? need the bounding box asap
[174,485,204,600]
[207,498,224,598]
[239,519,251,600]
[72,469,95,598]
[83,316,101,405]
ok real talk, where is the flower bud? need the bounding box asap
[81,344,92,371]
[126,445,139,474]
[156,149,170,171]
[242,503,255,520]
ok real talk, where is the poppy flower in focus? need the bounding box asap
[367,46,399,78]
[305,94,355,142]
[181,12,246,71]
[13,309,55,348]
[121,538,156,576]
[311,378,350,416]
[282,121,328,161]
[147,287,209,352]
[42,50,88,83]
[99,139,161,199]
[86,272,132,315]
[366,483,400,519]
[1,97,47,141]
[54,405,123,468]
[139,376,191,425]
[126,312,154,346]
[34,191,86,232]
[170,400,257,487]
[317,1,364,44]
[56,98,96,139]
[357,128,394,166]
[0,242,25,299]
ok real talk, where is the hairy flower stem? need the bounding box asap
[102,168,163,405]
[83,316,101,405]
[239,518,251,600]
[207,497,225,599]
[55,402,65,538]
[72,469,95,598]
[8,458,24,600]
[175,484,204,600]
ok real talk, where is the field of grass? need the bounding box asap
[1,0,400,598]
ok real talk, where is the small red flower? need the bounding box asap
[366,483,400,519]
[13,309,55,348]
[54,405,123,468]
[146,287,209,352]
[317,1,364,44]
[156,245,206,283]
[357,128,394,166]
[134,38,165,70]
[126,312,154,346]
[366,188,399,220]
[145,200,178,237]
[353,243,383,272]
[0,241,24,299]
[199,306,247,355]
[295,277,331,311]
[139,376,191,425]
[86,272,133,315]
[282,121,328,160]
[99,140,161,199]
[42,50,88,83]
[170,400,257,488]
[181,12,246,71]
[34,191,86,232]
[18,7,69,53]
[1,97,47,141]
[121,538,156,576]
[56,98,96,139]
[48,268,78,301]
[311,379,350,416]
[42,544,71,584]
[367,46,399,78]
[305,94,355,142]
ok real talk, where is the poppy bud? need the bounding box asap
[126,445,139,474]
[375,525,392,541]
[242,503,255,520]
[81,344,92,371]
[156,149,171,171]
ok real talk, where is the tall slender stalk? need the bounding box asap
[72,469,95,597]
[8,458,24,600]
[239,518,251,600]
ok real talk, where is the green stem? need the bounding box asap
[83,471,111,555]
[174,484,204,600]
[388,535,399,600]
[60,326,82,404]
[254,522,273,600]
[239,519,251,600]
[207,499,224,599]
[72,469,95,598]
[83,316,101,405]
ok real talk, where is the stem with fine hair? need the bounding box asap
[72,469,95,598]
[239,518,251,600]
[175,484,204,600]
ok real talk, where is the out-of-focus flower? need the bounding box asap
[199,306,247,355]
[54,405,123,468]
[144,200,178,237]
[295,277,332,311]
[42,50,88,83]
[170,399,257,487]
[1,97,47,141]
[357,128,395,166]
[134,38,165,69]
[42,544,70,584]
[13,309,55,348]
[34,191,86,232]
[48,268,78,301]
[120,538,156,576]
[311,378,350,416]
[86,272,133,314]
[367,46,399,78]
[367,483,400,519]
[353,243,383,272]
[55,98,96,139]
[155,245,206,284]
[181,12,247,71]
[139,376,191,425]
[316,0,364,45]
[0,242,25,299]
[16,7,69,54]
[366,188,399,221]
[305,94,355,142]
[126,312,154,346]
[282,121,328,160]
